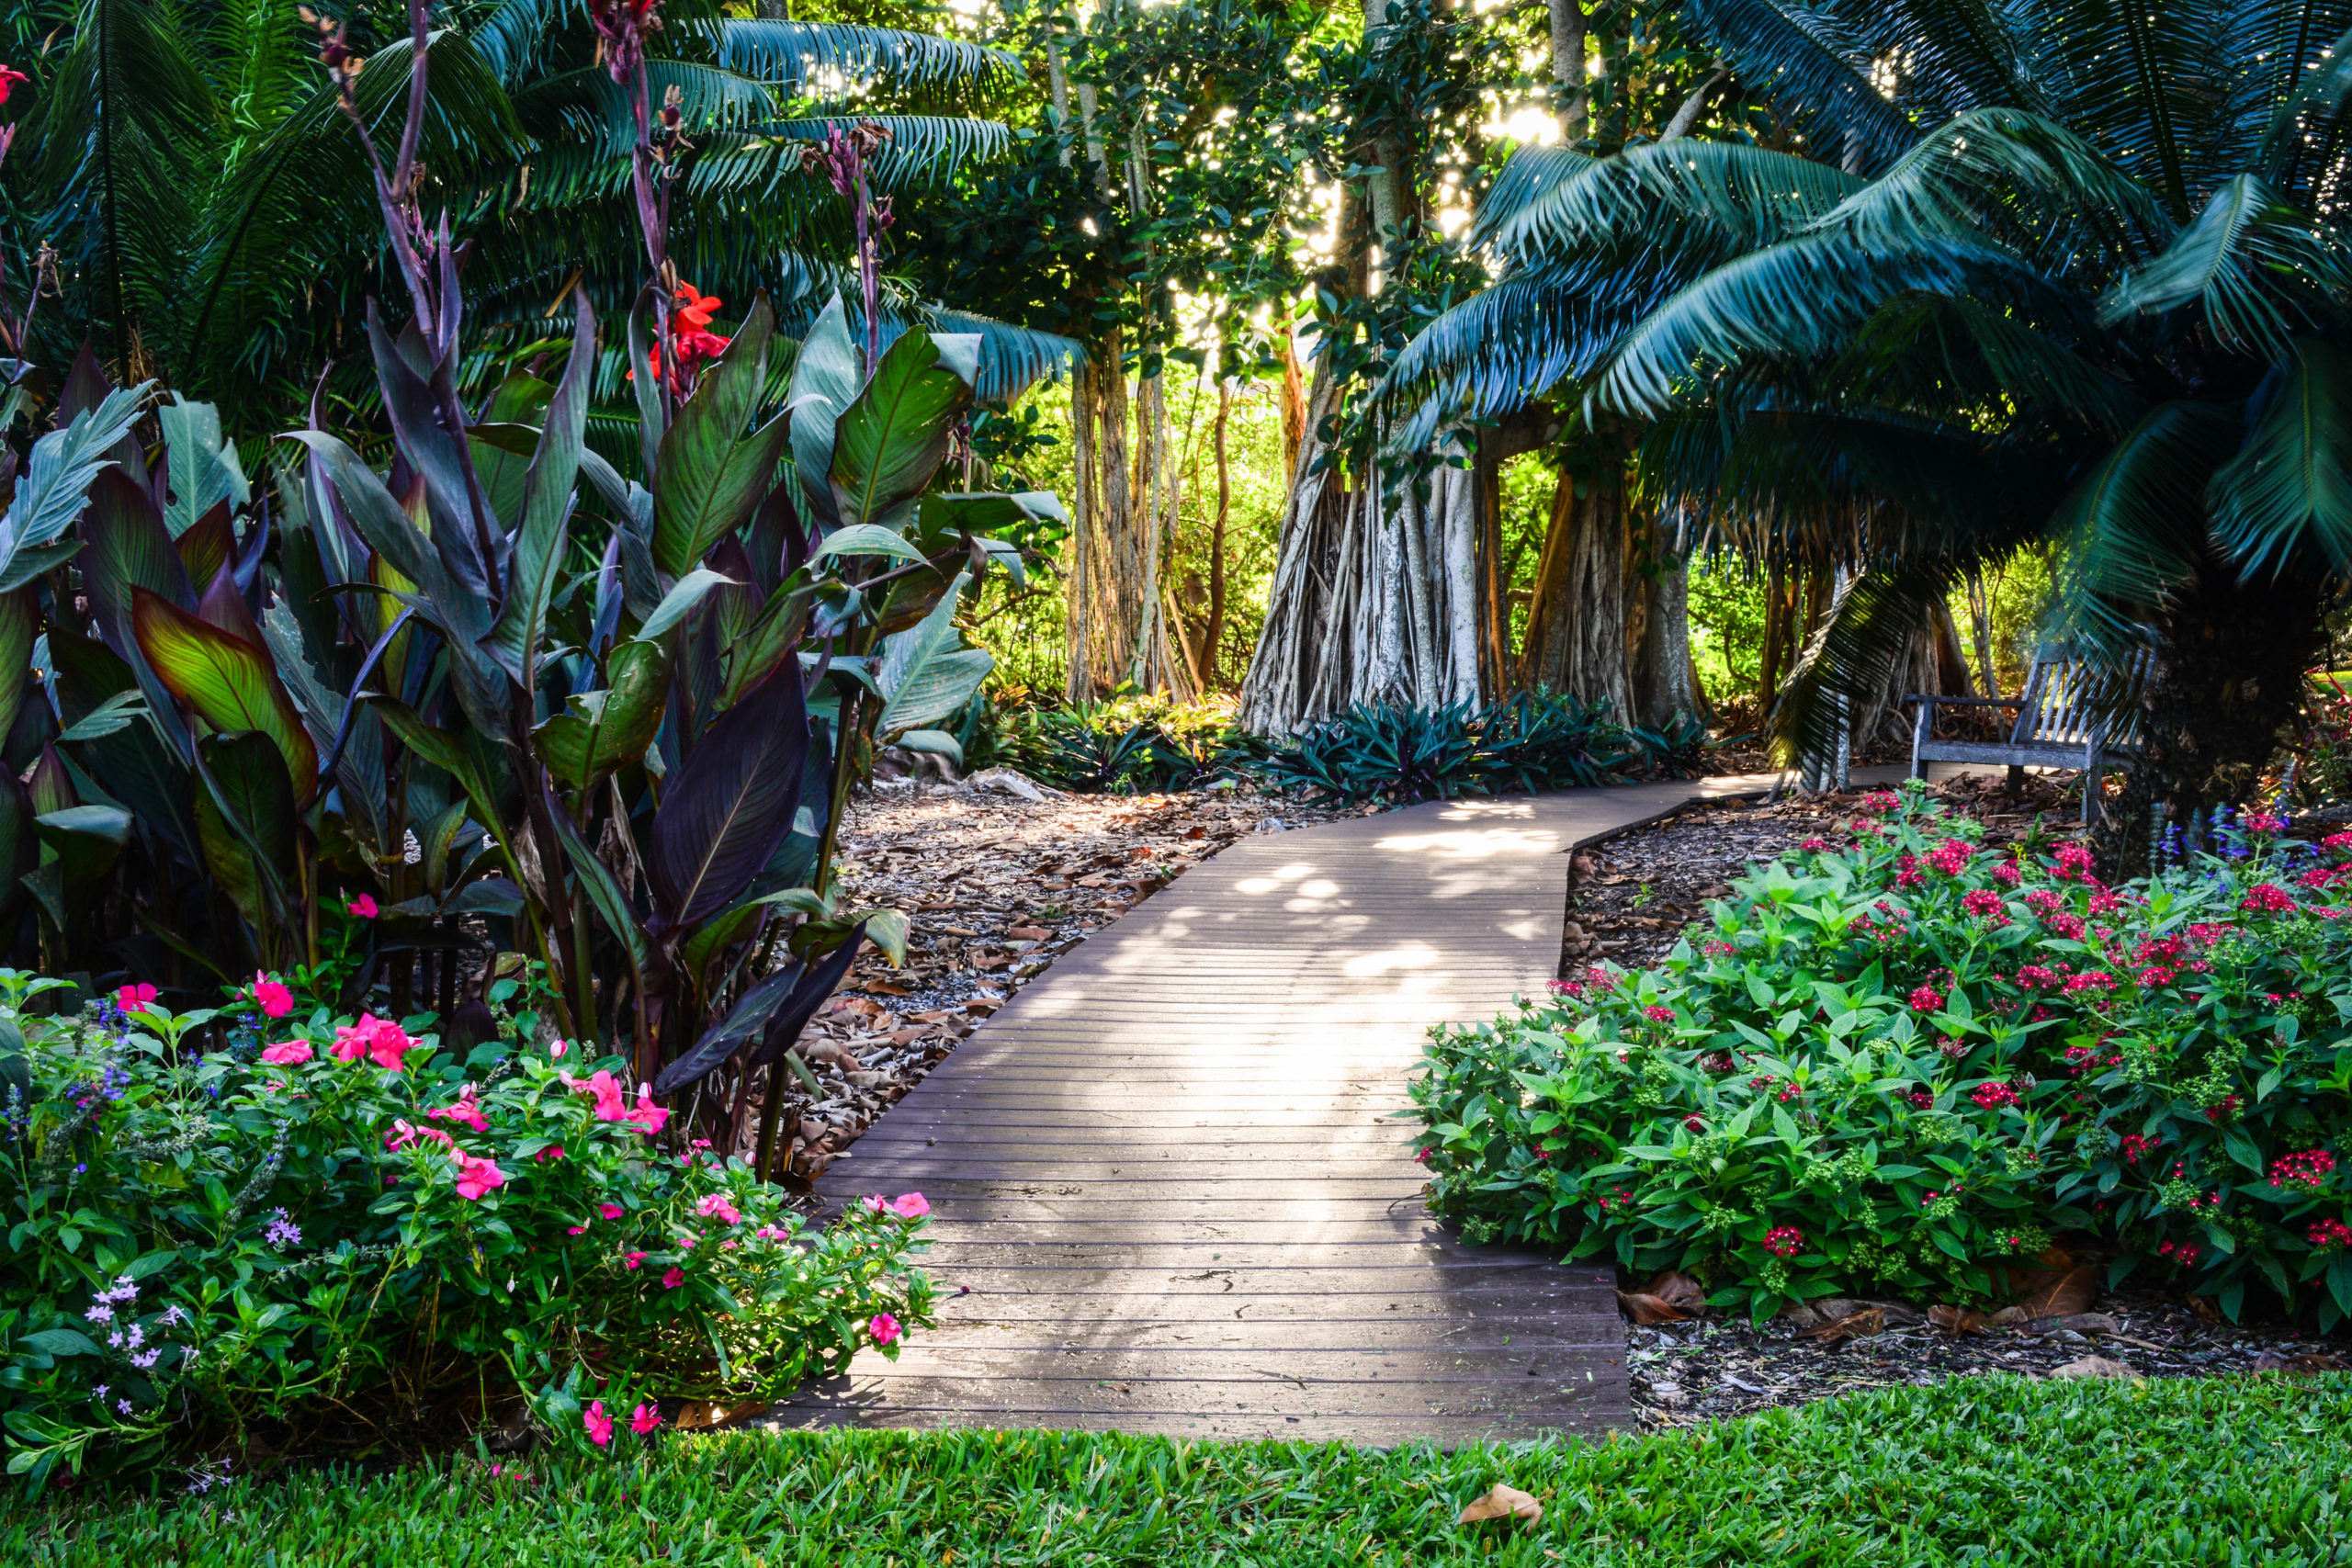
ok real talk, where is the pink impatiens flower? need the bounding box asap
[624,1251,649,1269]
[253,973,294,1019]
[583,1401,614,1447]
[426,1086,489,1134]
[258,1040,313,1066]
[623,1085,670,1136]
[550,1039,568,1058]
[117,983,158,1010]
[868,1313,901,1346]
[347,893,379,919]
[695,1193,742,1224]
[661,1267,684,1290]
[599,1202,625,1220]
[631,1403,662,1436]
[579,1069,629,1122]
[889,1193,930,1220]
[332,1013,413,1071]
[452,1153,507,1201]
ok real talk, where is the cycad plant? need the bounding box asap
[0,0,1062,1172]
[1388,0,2352,829]
[2,0,1063,423]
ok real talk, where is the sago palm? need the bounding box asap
[1389,0,2352,829]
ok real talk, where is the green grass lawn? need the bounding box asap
[10,1375,2351,1565]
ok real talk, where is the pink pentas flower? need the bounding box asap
[661,1267,684,1290]
[631,1403,662,1436]
[347,893,379,919]
[258,1040,313,1066]
[2241,883,2297,915]
[1924,840,1973,876]
[1970,1081,2019,1109]
[1762,1225,1804,1258]
[453,1153,507,1201]
[1908,984,1944,1012]
[868,1312,901,1346]
[253,973,294,1019]
[117,983,157,1010]
[583,1401,614,1447]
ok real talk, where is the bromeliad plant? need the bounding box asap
[0,0,1066,1167]
[1413,784,2352,1325]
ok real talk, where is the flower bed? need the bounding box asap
[0,974,930,1489]
[1412,784,2352,1325]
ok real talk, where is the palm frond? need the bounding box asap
[1679,0,1920,172]
[927,307,1080,402]
[700,21,1013,96]
[1808,106,2170,277]
[1827,292,2144,434]
[2097,172,2350,355]
[473,0,570,85]
[515,62,779,163]
[2207,337,2352,576]
[1469,144,1592,255]
[1589,230,2044,415]
[2258,20,2352,190]
[2052,399,2244,637]
[1494,140,1862,259]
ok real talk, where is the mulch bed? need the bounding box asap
[775,776,1371,1182]
[1630,1292,2346,1428]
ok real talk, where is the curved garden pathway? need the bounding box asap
[772,773,1793,1443]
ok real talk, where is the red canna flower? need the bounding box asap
[0,63,28,107]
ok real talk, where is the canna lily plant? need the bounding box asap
[0,0,1063,1173]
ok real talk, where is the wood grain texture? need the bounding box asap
[768,775,1790,1446]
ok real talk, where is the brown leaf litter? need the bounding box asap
[774,774,1371,1187]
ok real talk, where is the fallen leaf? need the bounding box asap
[1006,925,1051,941]
[1988,1305,2030,1326]
[2048,1355,2136,1380]
[2016,1263,2096,1319]
[863,980,912,997]
[1457,1484,1543,1526]
[1614,1291,1690,1325]
[2189,1294,2222,1324]
[1645,1270,1708,1314]
[1803,1307,1885,1343]
[1928,1304,1989,1335]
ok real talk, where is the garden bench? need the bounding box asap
[1905,642,2152,822]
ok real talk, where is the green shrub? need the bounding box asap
[1412,784,2352,1325]
[999,697,1240,794]
[0,975,932,1491]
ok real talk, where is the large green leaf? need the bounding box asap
[827,326,973,532]
[156,395,250,539]
[633,568,737,645]
[2209,340,2352,575]
[876,573,992,736]
[34,805,133,893]
[787,295,860,531]
[0,591,36,753]
[193,731,297,939]
[534,640,671,799]
[130,589,319,799]
[0,385,151,587]
[485,297,595,685]
[652,295,788,582]
[469,373,557,534]
[812,524,928,564]
[548,802,650,977]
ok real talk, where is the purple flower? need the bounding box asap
[116,1399,131,1415]
[130,1348,160,1370]
[159,1304,186,1327]
[264,1209,303,1250]
[85,1303,113,1323]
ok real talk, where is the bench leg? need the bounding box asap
[2005,764,2025,795]
[2083,745,2102,825]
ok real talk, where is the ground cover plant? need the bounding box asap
[1414,783,2352,1326]
[0,970,932,1489]
[6,1373,2349,1563]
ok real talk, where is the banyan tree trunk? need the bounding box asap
[1520,465,1634,716]
[1064,331,1193,703]
[1237,382,1484,731]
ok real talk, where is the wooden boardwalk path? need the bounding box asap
[771,775,1781,1444]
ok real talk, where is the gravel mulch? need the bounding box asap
[775,775,1371,1181]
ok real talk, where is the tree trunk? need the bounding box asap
[2100,559,2324,871]
[1520,464,1634,715]
[1198,378,1232,691]
[1549,0,1587,137]
[1630,515,1704,728]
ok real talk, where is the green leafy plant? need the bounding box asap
[1414,785,2352,1325]
[1257,691,1668,805]
[0,982,932,1490]
[999,696,1237,795]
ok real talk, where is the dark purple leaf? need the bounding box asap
[744,924,865,1069]
[644,663,808,928]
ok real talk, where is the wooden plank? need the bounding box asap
[786,776,1873,1445]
